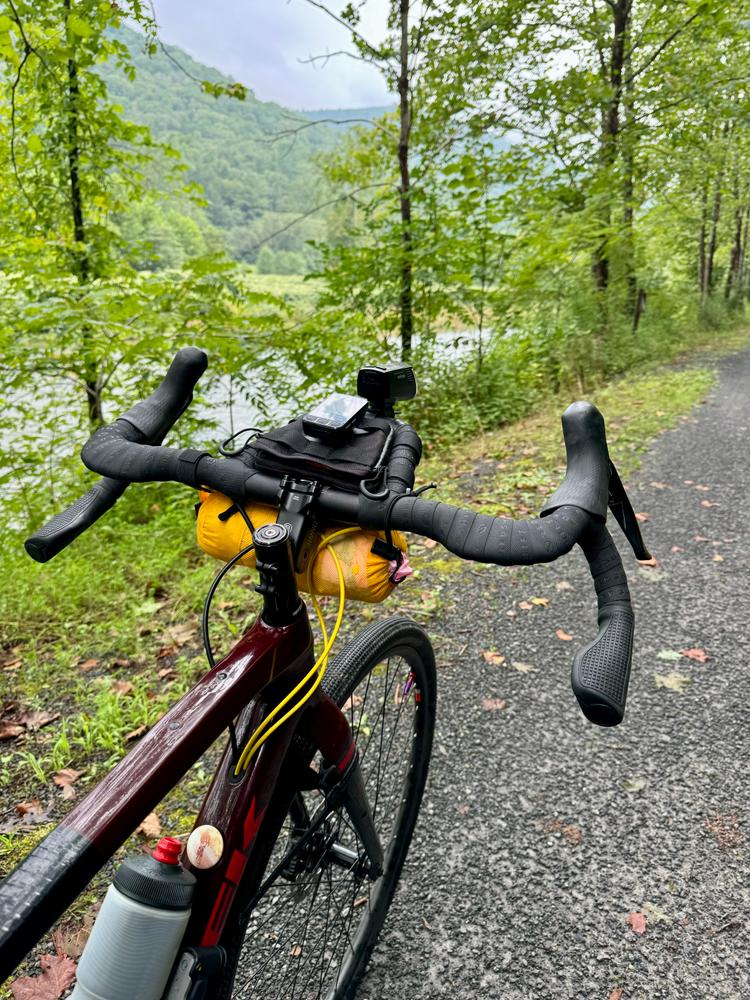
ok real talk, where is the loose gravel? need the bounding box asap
[355,349,750,1000]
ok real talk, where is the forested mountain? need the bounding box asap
[100,27,382,269]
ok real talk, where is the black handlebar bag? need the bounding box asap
[240,416,393,492]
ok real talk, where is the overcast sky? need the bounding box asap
[150,0,392,110]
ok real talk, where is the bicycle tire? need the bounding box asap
[216,615,437,1000]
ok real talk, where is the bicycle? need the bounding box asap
[0,348,649,999]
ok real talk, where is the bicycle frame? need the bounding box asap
[0,532,366,983]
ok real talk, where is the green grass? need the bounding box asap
[420,366,718,517]
[245,271,322,311]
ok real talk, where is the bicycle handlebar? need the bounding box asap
[25,349,207,563]
[28,348,647,726]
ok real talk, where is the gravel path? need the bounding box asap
[357,349,750,1000]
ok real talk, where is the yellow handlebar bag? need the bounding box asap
[196,491,409,604]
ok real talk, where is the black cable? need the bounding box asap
[219,427,263,457]
[383,481,437,549]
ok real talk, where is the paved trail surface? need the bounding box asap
[357,349,750,999]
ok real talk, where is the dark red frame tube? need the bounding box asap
[0,603,357,979]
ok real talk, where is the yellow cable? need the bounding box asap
[233,527,356,774]
[234,543,345,771]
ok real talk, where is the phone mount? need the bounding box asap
[357,363,417,418]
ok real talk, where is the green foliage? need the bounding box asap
[98,26,351,267]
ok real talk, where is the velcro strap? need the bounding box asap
[178,449,211,486]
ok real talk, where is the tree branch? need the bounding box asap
[246,181,395,253]
[626,8,705,86]
[303,0,391,62]
[261,114,396,144]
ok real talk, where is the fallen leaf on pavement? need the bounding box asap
[530,596,550,606]
[422,538,438,549]
[683,479,694,485]
[482,698,507,711]
[555,579,574,592]
[705,812,743,849]
[656,649,682,661]
[544,819,583,845]
[712,554,724,562]
[644,902,671,925]
[627,911,647,935]
[457,804,470,815]
[608,989,624,1000]
[693,535,710,542]
[53,769,84,800]
[671,545,683,553]
[681,648,709,663]
[481,651,506,665]
[555,629,573,641]
[694,484,710,491]
[517,600,533,610]
[624,777,648,793]
[510,661,537,673]
[638,556,659,568]
[135,812,161,839]
[701,500,718,508]
[654,672,691,693]
[9,953,76,1000]
[635,512,650,522]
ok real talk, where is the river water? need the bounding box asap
[205,328,481,437]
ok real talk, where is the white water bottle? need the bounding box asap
[70,836,196,1000]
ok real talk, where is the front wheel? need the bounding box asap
[219,616,437,1000]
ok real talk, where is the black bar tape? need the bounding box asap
[386,422,422,494]
[383,498,590,565]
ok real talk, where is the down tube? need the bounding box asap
[0,608,313,980]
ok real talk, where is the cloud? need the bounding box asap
[151,0,392,110]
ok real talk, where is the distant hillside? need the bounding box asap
[100,28,358,269]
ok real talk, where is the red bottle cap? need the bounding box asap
[151,836,183,866]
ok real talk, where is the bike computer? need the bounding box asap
[301,392,369,442]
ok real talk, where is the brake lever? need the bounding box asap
[607,461,652,561]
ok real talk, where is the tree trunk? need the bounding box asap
[592,0,630,297]
[697,182,709,298]
[705,180,723,297]
[397,0,413,361]
[621,50,637,314]
[65,0,102,425]
[725,186,743,304]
